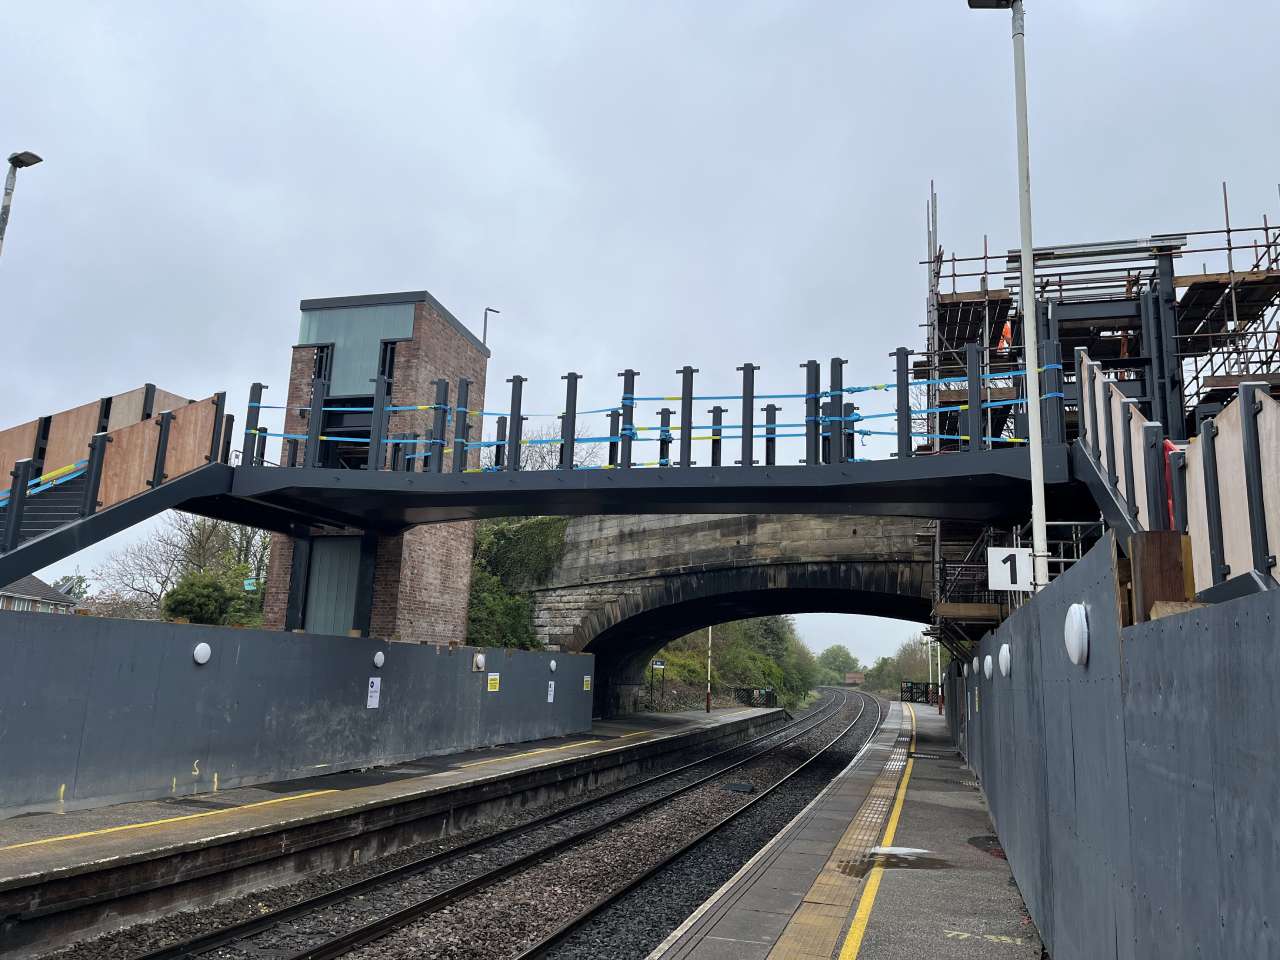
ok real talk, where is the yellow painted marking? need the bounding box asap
[213,772,219,792]
[457,739,602,769]
[0,790,338,852]
[57,784,66,804]
[838,704,916,960]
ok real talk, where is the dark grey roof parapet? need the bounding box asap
[298,290,490,357]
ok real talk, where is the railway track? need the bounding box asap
[113,691,852,960]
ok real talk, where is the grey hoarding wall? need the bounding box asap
[950,535,1279,960]
[0,612,593,815]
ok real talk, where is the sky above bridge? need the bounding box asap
[3,1,1278,659]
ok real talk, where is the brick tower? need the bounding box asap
[261,290,488,643]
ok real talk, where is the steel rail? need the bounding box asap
[130,692,844,960]
[513,691,883,960]
[279,690,852,960]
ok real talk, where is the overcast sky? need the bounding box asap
[3,2,1278,667]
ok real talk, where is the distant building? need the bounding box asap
[845,671,866,686]
[0,575,77,614]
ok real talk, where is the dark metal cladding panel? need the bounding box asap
[1124,590,1280,960]
[0,613,592,814]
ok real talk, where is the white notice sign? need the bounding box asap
[547,680,556,703]
[987,547,1034,592]
[367,677,382,709]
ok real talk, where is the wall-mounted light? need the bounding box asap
[193,642,212,665]
[473,652,486,672]
[984,654,993,680]
[373,651,385,669]
[972,656,980,676]
[999,643,1012,678]
[549,659,557,672]
[1065,603,1089,666]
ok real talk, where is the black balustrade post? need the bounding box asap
[1073,348,1090,452]
[709,405,726,467]
[254,427,268,466]
[560,372,580,470]
[80,433,108,516]
[206,393,227,466]
[828,358,846,465]
[843,402,857,459]
[677,366,696,468]
[1043,340,1065,444]
[738,363,758,467]
[367,373,389,471]
[966,342,984,452]
[895,348,912,459]
[453,378,472,474]
[150,411,174,489]
[1086,359,1101,461]
[1103,381,1118,491]
[1200,418,1228,584]
[495,416,508,469]
[658,408,673,465]
[304,378,328,469]
[286,438,299,467]
[619,370,638,469]
[3,459,34,552]
[803,360,821,465]
[1239,382,1275,574]
[763,403,779,466]
[1142,423,1168,531]
[1121,400,1137,517]
[430,379,450,473]
[506,375,525,472]
[608,409,621,467]
[242,382,263,464]
[389,434,404,471]
[1169,450,1188,533]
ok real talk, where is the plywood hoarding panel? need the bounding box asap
[0,421,39,486]
[43,401,101,473]
[98,417,159,510]
[164,397,219,478]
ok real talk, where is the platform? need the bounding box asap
[652,705,1041,960]
[0,706,782,957]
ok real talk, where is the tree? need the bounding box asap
[480,420,606,472]
[92,512,270,624]
[817,644,862,677]
[162,571,235,625]
[52,571,91,602]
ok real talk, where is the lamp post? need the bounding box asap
[0,151,43,260]
[483,307,500,346]
[706,625,712,713]
[967,0,1050,590]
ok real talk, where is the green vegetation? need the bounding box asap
[466,517,569,648]
[814,643,863,685]
[862,635,934,694]
[162,571,235,625]
[648,616,819,709]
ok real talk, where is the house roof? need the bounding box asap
[1,575,77,605]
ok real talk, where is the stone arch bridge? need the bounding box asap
[529,514,934,714]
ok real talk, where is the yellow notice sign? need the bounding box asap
[487,672,500,692]
[583,675,592,692]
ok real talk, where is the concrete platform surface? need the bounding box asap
[652,704,1042,960]
[0,705,774,888]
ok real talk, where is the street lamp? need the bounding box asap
[0,150,43,259]
[483,306,500,346]
[968,0,1050,591]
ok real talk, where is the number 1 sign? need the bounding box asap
[987,547,1034,592]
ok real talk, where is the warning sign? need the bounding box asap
[487,672,501,693]
[366,677,381,709]
[583,675,592,692]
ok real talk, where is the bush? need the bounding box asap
[466,569,537,649]
[162,572,235,625]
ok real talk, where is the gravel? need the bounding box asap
[45,696,836,960]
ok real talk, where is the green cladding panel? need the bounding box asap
[303,536,361,636]
[298,303,414,396]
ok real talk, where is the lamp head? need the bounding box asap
[8,151,42,168]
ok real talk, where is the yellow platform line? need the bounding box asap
[838,704,916,960]
[0,790,339,852]
[457,739,605,769]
